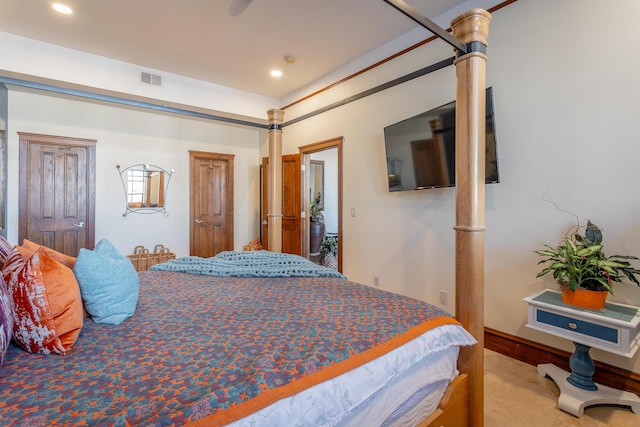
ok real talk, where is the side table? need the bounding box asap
[524,289,640,417]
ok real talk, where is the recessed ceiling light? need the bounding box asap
[270,70,283,78]
[52,3,73,15]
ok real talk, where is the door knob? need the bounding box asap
[262,220,268,225]
[195,219,204,224]
[72,222,84,228]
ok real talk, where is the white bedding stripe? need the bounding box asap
[338,349,457,426]
[229,324,476,426]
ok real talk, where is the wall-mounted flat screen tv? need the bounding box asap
[383,87,499,191]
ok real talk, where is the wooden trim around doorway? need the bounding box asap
[299,137,343,272]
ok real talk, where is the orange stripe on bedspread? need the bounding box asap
[189,316,461,427]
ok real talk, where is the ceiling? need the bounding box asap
[0,0,470,99]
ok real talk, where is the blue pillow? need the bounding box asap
[73,238,139,325]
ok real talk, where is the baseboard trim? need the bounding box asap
[484,327,640,396]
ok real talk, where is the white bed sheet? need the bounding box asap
[228,323,476,426]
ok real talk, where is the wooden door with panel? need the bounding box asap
[189,151,234,257]
[18,132,96,256]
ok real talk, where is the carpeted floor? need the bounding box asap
[484,349,639,426]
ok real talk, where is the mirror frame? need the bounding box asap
[116,163,174,217]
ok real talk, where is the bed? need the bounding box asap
[0,250,475,426]
[266,5,492,425]
[0,5,492,426]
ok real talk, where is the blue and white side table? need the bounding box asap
[524,289,640,417]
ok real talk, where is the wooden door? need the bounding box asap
[18,133,96,256]
[261,154,301,255]
[189,151,234,257]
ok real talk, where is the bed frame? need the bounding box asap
[265,5,492,426]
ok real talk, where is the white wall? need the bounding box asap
[282,0,640,373]
[3,0,640,374]
[5,90,264,256]
[487,0,640,372]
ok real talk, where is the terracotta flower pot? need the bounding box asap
[561,286,608,310]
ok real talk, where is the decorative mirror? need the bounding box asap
[310,160,324,210]
[116,164,174,216]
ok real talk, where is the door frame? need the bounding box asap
[18,132,96,251]
[299,137,343,272]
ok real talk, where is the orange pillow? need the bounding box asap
[2,246,83,355]
[21,239,76,269]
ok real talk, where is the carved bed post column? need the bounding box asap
[451,9,491,427]
[267,109,284,252]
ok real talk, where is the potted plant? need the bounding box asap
[320,235,338,269]
[309,192,325,255]
[535,220,640,309]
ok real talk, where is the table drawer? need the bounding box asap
[524,289,640,358]
[536,310,618,344]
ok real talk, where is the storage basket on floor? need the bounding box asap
[127,246,150,271]
[148,244,176,269]
[127,244,176,271]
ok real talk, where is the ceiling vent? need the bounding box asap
[140,71,162,87]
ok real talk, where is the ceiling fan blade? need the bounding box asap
[228,0,254,16]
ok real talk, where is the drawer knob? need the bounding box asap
[568,322,578,330]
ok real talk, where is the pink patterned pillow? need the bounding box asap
[0,274,13,368]
[2,247,83,355]
[1,235,18,367]
[0,233,12,265]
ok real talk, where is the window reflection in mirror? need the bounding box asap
[117,164,174,216]
[126,169,165,208]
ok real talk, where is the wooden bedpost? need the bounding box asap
[451,9,491,427]
[267,109,284,252]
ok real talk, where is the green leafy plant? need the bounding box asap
[535,220,640,294]
[320,235,338,261]
[309,192,323,222]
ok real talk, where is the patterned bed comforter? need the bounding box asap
[0,267,461,426]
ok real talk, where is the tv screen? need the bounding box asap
[383,87,499,191]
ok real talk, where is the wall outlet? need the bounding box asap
[373,276,380,287]
[440,290,448,305]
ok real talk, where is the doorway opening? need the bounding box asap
[300,137,343,273]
